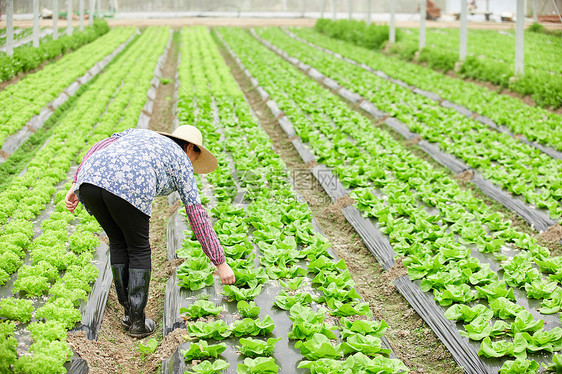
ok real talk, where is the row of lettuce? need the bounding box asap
[0,27,170,373]
[218,27,562,372]
[293,26,561,154]
[0,25,136,154]
[315,19,562,108]
[169,26,408,374]
[0,20,111,83]
[254,27,562,224]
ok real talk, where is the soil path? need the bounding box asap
[217,34,463,374]
[67,31,185,374]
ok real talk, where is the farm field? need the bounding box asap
[0,21,561,374]
[314,19,562,109]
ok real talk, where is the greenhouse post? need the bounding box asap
[459,0,467,61]
[419,0,426,49]
[53,0,58,40]
[33,0,39,47]
[6,0,13,56]
[67,0,73,35]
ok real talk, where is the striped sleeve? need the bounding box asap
[73,137,118,183]
[185,204,226,266]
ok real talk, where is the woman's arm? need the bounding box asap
[185,203,225,265]
[174,154,234,284]
[185,204,235,285]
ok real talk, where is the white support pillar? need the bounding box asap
[348,0,352,20]
[366,0,371,24]
[281,0,287,11]
[332,0,336,20]
[515,0,525,75]
[389,0,396,43]
[531,0,538,23]
[33,0,40,47]
[67,0,73,35]
[459,0,468,61]
[419,0,426,50]
[98,0,102,18]
[79,0,85,30]
[301,0,305,17]
[89,0,95,24]
[320,0,326,18]
[6,0,14,56]
[53,0,59,40]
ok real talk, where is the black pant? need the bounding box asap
[79,183,151,269]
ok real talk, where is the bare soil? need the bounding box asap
[453,169,475,185]
[219,38,463,374]
[67,32,185,374]
[539,224,562,257]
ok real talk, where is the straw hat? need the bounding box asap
[157,125,218,174]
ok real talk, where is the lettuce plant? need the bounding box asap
[186,320,232,340]
[231,316,274,337]
[180,300,223,320]
[222,285,263,301]
[280,277,305,291]
[444,304,493,323]
[237,300,260,318]
[288,304,337,340]
[499,358,539,374]
[340,333,391,357]
[35,298,82,330]
[340,317,388,339]
[543,354,562,372]
[187,359,230,374]
[325,299,372,317]
[478,334,528,359]
[511,311,544,334]
[0,321,17,369]
[490,297,525,319]
[459,316,510,341]
[236,356,279,374]
[27,320,67,342]
[237,337,282,357]
[181,341,227,361]
[295,333,342,360]
[541,288,562,314]
[274,291,312,310]
[521,328,562,353]
[14,339,73,374]
[0,298,34,323]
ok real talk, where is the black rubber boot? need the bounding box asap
[111,264,131,329]
[127,268,155,338]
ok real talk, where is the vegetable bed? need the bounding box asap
[218,26,562,372]
[253,27,562,225]
[160,26,406,374]
[0,27,170,374]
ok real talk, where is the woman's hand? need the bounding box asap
[65,183,79,213]
[217,262,235,285]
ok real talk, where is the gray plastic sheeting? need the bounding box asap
[340,206,395,271]
[71,241,112,341]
